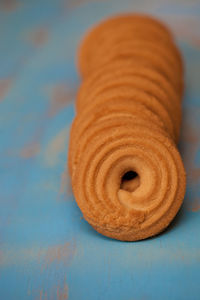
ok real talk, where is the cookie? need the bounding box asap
[77,60,182,105]
[72,122,186,241]
[78,85,176,140]
[68,14,186,241]
[68,100,166,176]
[89,39,182,80]
[77,72,181,139]
[78,14,175,76]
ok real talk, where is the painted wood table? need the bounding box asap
[0,0,200,299]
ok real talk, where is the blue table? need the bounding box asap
[0,0,200,299]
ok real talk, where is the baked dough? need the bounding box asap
[68,14,186,241]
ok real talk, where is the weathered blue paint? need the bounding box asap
[0,0,200,299]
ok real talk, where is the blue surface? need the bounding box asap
[0,0,200,299]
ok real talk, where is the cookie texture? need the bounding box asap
[68,14,186,241]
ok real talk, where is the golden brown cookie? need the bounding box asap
[92,35,183,75]
[68,100,166,176]
[77,60,182,106]
[77,72,181,139]
[77,85,176,140]
[78,14,176,77]
[82,42,182,93]
[68,14,186,241]
[72,121,186,241]
[89,39,182,80]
